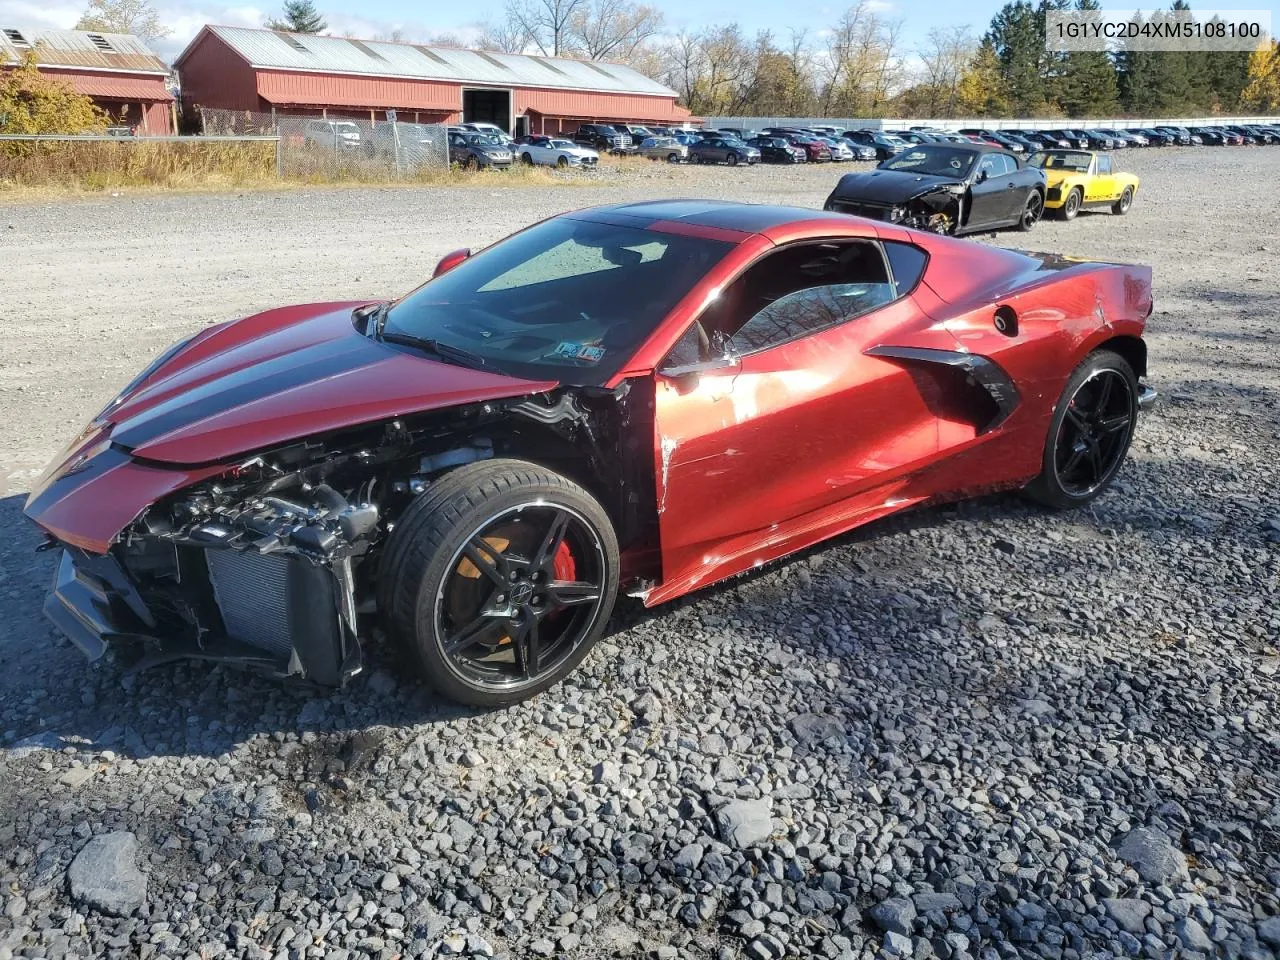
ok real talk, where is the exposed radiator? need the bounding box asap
[206,550,295,656]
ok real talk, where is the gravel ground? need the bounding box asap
[0,148,1277,960]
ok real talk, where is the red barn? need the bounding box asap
[174,25,693,136]
[0,26,174,134]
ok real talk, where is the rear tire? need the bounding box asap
[378,460,619,707]
[521,152,533,165]
[1018,190,1043,232]
[1112,186,1134,215]
[1023,351,1138,509]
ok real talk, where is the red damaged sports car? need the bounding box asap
[26,201,1156,706]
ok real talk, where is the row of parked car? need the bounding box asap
[306,115,1280,173]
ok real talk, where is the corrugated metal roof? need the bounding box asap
[181,25,677,98]
[0,27,168,74]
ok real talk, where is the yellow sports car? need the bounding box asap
[1029,150,1140,220]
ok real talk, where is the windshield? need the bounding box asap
[382,218,735,386]
[1029,150,1092,171]
[550,139,574,148]
[880,145,977,177]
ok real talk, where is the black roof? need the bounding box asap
[571,199,836,234]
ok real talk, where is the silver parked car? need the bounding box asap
[303,119,362,151]
[636,136,688,162]
[515,136,599,168]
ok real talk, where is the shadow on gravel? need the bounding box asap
[0,454,1270,770]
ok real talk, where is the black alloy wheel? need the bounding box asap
[380,459,619,707]
[435,503,607,691]
[1025,351,1138,508]
[1018,191,1044,231]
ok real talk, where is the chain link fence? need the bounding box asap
[199,109,450,178]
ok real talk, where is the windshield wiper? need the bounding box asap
[380,332,489,370]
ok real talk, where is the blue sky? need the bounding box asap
[1,0,1273,64]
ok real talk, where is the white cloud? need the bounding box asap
[0,0,489,61]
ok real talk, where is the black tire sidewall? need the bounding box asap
[387,461,620,707]
[1025,351,1138,509]
[1063,188,1081,219]
[1019,192,1042,231]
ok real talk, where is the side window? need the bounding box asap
[978,154,1000,178]
[703,241,894,355]
[1096,155,1112,174]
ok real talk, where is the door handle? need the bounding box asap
[1007,182,1017,188]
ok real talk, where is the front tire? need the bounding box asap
[556,155,569,168]
[1112,186,1134,215]
[1023,351,1138,509]
[378,460,620,707]
[726,152,739,166]
[1061,187,1082,220]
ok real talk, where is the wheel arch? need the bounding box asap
[1092,334,1146,379]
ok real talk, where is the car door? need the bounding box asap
[967,153,1017,226]
[1090,154,1117,201]
[650,238,953,600]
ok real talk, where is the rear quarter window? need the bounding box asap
[882,241,928,296]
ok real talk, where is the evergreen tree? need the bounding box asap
[266,0,327,34]
[1056,0,1119,117]
[984,0,1048,114]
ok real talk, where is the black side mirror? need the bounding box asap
[976,169,989,183]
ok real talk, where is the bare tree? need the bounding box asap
[917,25,975,116]
[568,0,664,61]
[476,18,533,53]
[505,0,587,56]
[657,30,705,107]
[820,0,903,116]
[75,0,170,41]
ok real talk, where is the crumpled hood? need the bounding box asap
[827,169,966,205]
[98,301,555,465]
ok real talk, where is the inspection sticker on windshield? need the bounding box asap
[552,341,605,363]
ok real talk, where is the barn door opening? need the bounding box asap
[462,89,512,135]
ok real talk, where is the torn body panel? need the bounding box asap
[30,385,660,685]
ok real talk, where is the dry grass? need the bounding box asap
[0,139,278,190]
[0,138,631,197]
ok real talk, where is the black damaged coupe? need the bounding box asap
[823,143,1047,236]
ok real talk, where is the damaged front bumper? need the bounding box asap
[42,543,363,686]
